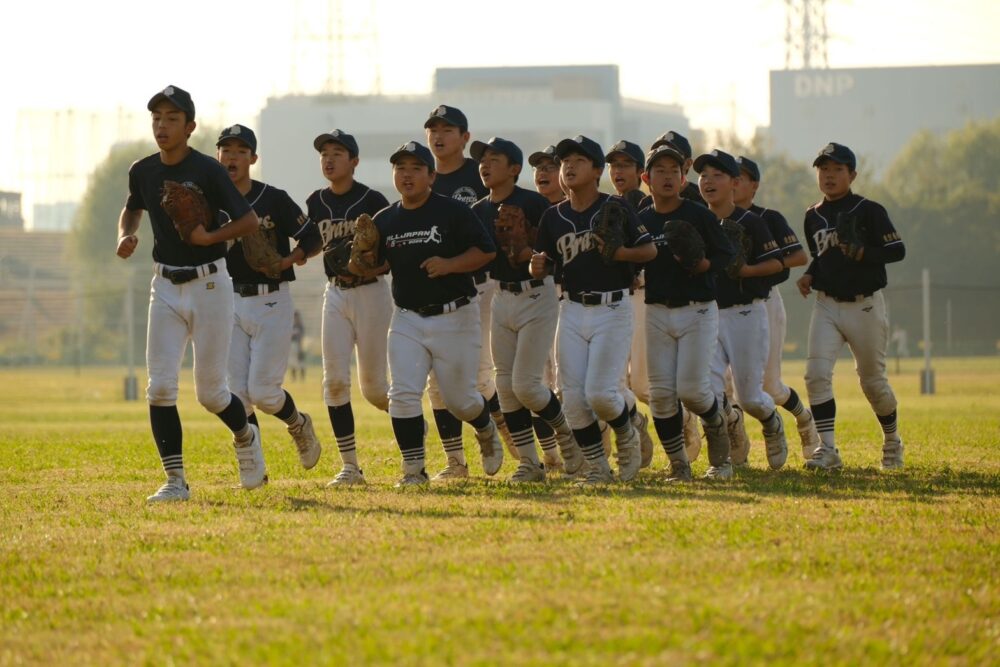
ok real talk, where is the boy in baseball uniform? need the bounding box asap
[117,85,264,502]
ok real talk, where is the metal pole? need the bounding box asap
[946,298,952,354]
[124,269,138,400]
[921,268,935,394]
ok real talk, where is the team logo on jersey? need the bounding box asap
[258,214,276,231]
[555,230,597,267]
[451,187,479,206]
[206,282,215,290]
[385,225,443,248]
[317,217,356,246]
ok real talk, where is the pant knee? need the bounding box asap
[740,398,774,422]
[511,378,549,413]
[146,377,179,406]
[763,377,790,405]
[196,386,231,414]
[805,358,834,404]
[860,378,897,415]
[586,388,622,422]
[249,387,285,415]
[360,381,389,412]
[324,377,352,407]
[677,386,714,416]
[561,389,592,429]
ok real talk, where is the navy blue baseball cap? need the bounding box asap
[650,130,692,159]
[390,140,435,169]
[528,145,559,167]
[693,149,741,178]
[216,124,257,153]
[424,104,468,133]
[644,144,686,172]
[737,155,761,182]
[313,129,360,157]
[470,137,523,166]
[555,135,605,167]
[147,85,195,120]
[605,140,645,168]
[813,142,857,171]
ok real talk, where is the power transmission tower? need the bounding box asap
[290,0,382,96]
[785,0,830,69]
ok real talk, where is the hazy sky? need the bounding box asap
[2,0,998,194]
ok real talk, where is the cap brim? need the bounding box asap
[314,134,349,152]
[693,155,738,177]
[217,136,254,150]
[739,166,760,181]
[423,116,461,130]
[555,139,602,165]
[528,152,558,167]
[147,93,185,113]
[812,155,853,168]
[645,147,686,172]
[605,150,643,166]
[469,140,490,162]
[389,149,432,167]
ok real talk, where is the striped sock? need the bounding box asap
[505,408,538,464]
[653,412,686,462]
[574,421,606,461]
[782,388,808,423]
[392,416,425,475]
[877,410,899,441]
[434,409,467,465]
[274,391,302,428]
[533,416,558,456]
[328,403,357,466]
[609,405,632,441]
[811,399,836,449]
[150,405,184,478]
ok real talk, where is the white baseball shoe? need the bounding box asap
[703,462,734,480]
[554,424,585,477]
[683,407,702,462]
[475,421,504,476]
[511,460,546,482]
[233,424,268,489]
[432,456,470,481]
[632,411,654,469]
[615,425,642,482]
[575,459,615,486]
[881,437,904,470]
[664,459,693,483]
[797,410,821,461]
[327,463,366,486]
[541,450,564,474]
[288,412,322,470]
[146,476,190,503]
[395,470,430,487]
[727,405,752,466]
[763,415,788,470]
[805,443,843,470]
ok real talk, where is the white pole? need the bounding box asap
[124,269,138,400]
[921,268,935,394]
[946,298,952,354]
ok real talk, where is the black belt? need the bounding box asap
[498,279,545,294]
[829,291,875,303]
[567,289,629,306]
[332,275,378,290]
[160,262,218,285]
[651,298,713,309]
[233,282,279,297]
[415,295,472,318]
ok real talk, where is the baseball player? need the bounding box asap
[605,140,656,467]
[217,124,324,479]
[798,142,906,470]
[530,135,656,485]
[638,131,706,210]
[470,137,585,481]
[734,156,821,461]
[528,145,565,205]
[639,144,735,481]
[305,129,392,486]
[695,149,789,476]
[117,85,264,502]
[350,141,503,486]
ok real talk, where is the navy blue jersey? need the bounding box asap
[126,149,251,266]
[223,181,320,283]
[640,199,734,305]
[471,186,552,283]
[431,158,488,207]
[750,204,801,287]
[305,181,390,279]
[534,193,652,294]
[715,207,781,308]
[374,193,496,310]
[637,181,705,211]
[803,192,905,298]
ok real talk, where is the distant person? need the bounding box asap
[797,142,906,470]
[891,326,910,358]
[289,310,306,382]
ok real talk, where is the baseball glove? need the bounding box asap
[719,218,752,280]
[324,238,352,276]
[495,204,533,264]
[663,219,705,272]
[161,180,211,244]
[836,212,867,261]
[592,200,628,265]
[623,189,646,211]
[241,226,284,279]
[347,213,382,277]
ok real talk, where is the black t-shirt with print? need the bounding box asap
[431,158,488,207]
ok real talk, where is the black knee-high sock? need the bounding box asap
[433,408,465,460]
[391,415,425,472]
[812,398,836,448]
[574,421,605,461]
[468,398,491,431]
[247,412,259,427]
[328,403,357,464]
[274,391,297,422]
[653,412,685,459]
[532,416,557,454]
[608,404,631,439]
[782,388,806,418]
[216,394,249,436]
[487,392,502,414]
[150,405,183,474]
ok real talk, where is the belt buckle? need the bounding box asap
[582,293,600,306]
[239,284,256,297]
[168,269,194,285]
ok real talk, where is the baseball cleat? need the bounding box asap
[805,444,843,470]
[395,470,430,487]
[702,415,732,468]
[763,416,789,470]
[475,421,504,476]
[542,451,564,474]
[682,407,702,462]
[327,463,366,486]
[632,411,654,469]
[511,460,546,483]
[432,456,470,480]
[727,405,752,466]
[703,462,734,480]
[797,410,821,461]
[233,424,268,489]
[615,426,642,482]
[664,460,693,483]
[288,412,322,470]
[575,459,615,486]
[146,476,190,503]
[881,437,904,470]
[554,424,585,477]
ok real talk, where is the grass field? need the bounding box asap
[1,358,998,665]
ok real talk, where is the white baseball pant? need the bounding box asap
[491,278,559,413]
[711,300,776,421]
[763,286,792,406]
[228,282,293,415]
[646,301,719,419]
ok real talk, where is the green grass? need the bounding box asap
[1,359,998,665]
